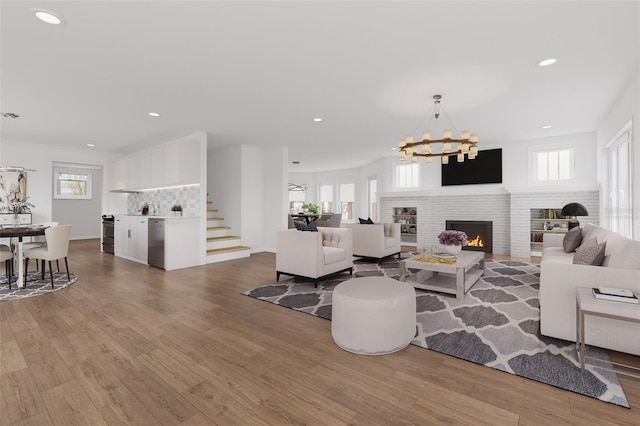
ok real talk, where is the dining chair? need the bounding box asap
[23,222,59,272]
[314,214,333,227]
[23,225,72,288]
[0,245,13,289]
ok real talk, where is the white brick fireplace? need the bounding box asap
[379,188,599,258]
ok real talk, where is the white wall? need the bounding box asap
[1,140,122,238]
[208,144,242,236]
[208,144,288,253]
[241,145,265,251]
[262,147,289,251]
[596,71,640,239]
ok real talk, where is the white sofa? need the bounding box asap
[540,223,640,355]
[276,227,353,285]
[346,223,401,260]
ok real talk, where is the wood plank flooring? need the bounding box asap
[1,239,638,425]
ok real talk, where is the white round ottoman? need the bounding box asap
[331,277,416,355]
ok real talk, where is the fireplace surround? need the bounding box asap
[446,220,493,253]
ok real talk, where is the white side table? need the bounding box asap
[575,287,640,372]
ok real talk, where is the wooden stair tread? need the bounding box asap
[207,226,231,230]
[208,217,224,221]
[207,209,219,212]
[207,236,240,242]
[207,246,251,255]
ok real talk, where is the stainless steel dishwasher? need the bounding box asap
[148,218,165,269]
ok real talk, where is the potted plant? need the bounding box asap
[307,203,319,214]
[5,198,35,226]
[171,204,183,216]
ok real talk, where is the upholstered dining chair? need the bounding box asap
[23,224,72,288]
[23,222,59,272]
[314,214,333,227]
[0,245,13,289]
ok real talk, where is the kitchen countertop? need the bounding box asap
[116,214,200,220]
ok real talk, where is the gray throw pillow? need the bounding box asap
[294,221,318,232]
[573,237,606,266]
[563,226,582,253]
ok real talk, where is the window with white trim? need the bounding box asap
[606,124,633,238]
[53,166,92,199]
[319,184,334,213]
[339,183,355,221]
[534,148,574,182]
[394,163,419,189]
[288,189,306,213]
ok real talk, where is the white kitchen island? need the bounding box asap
[114,215,201,270]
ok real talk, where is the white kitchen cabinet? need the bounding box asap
[109,139,201,191]
[111,158,128,191]
[114,215,148,264]
[127,153,140,189]
[138,150,152,188]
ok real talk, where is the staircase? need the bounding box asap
[206,200,251,263]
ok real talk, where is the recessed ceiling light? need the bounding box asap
[313,118,323,122]
[33,10,63,25]
[148,112,160,117]
[87,143,95,147]
[292,161,300,164]
[538,58,557,67]
[390,147,397,150]
[541,125,552,129]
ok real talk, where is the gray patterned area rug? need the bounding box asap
[0,271,78,301]
[244,256,629,407]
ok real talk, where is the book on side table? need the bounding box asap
[592,287,639,304]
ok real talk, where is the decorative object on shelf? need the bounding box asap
[171,204,183,216]
[397,94,478,165]
[141,202,149,215]
[561,203,589,229]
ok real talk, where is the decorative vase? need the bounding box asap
[443,244,462,255]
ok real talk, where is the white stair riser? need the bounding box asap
[206,250,250,263]
[207,239,241,250]
[207,229,231,238]
[207,219,225,226]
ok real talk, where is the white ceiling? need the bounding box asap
[1,1,638,172]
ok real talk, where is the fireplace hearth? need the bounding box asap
[446,220,493,253]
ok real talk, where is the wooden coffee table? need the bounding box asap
[399,251,485,299]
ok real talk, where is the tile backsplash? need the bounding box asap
[128,185,200,216]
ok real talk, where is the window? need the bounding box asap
[319,184,333,213]
[53,166,92,199]
[606,124,633,238]
[288,187,306,213]
[534,148,574,182]
[368,177,378,222]
[339,183,355,221]
[395,163,419,189]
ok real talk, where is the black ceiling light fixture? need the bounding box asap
[561,203,589,229]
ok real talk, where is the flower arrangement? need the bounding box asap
[438,230,468,246]
[5,198,35,214]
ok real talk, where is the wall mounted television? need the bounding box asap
[441,148,502,186]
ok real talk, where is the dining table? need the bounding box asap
[0,225,47,289]
[289,212,320,225]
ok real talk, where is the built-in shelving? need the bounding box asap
[530,208,569,256]
[393,207,417,246]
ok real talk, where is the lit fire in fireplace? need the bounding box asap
[467,235,485,247]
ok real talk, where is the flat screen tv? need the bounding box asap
[441,148,502,186]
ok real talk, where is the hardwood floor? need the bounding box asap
[1,239,638,425]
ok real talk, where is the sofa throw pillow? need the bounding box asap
[573,237,606,266]
[359,217,375,224]
[562,226,583,253]
[294,221,318,232]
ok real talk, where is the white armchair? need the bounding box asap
[346,223,401,260]
[276,227,353,286]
